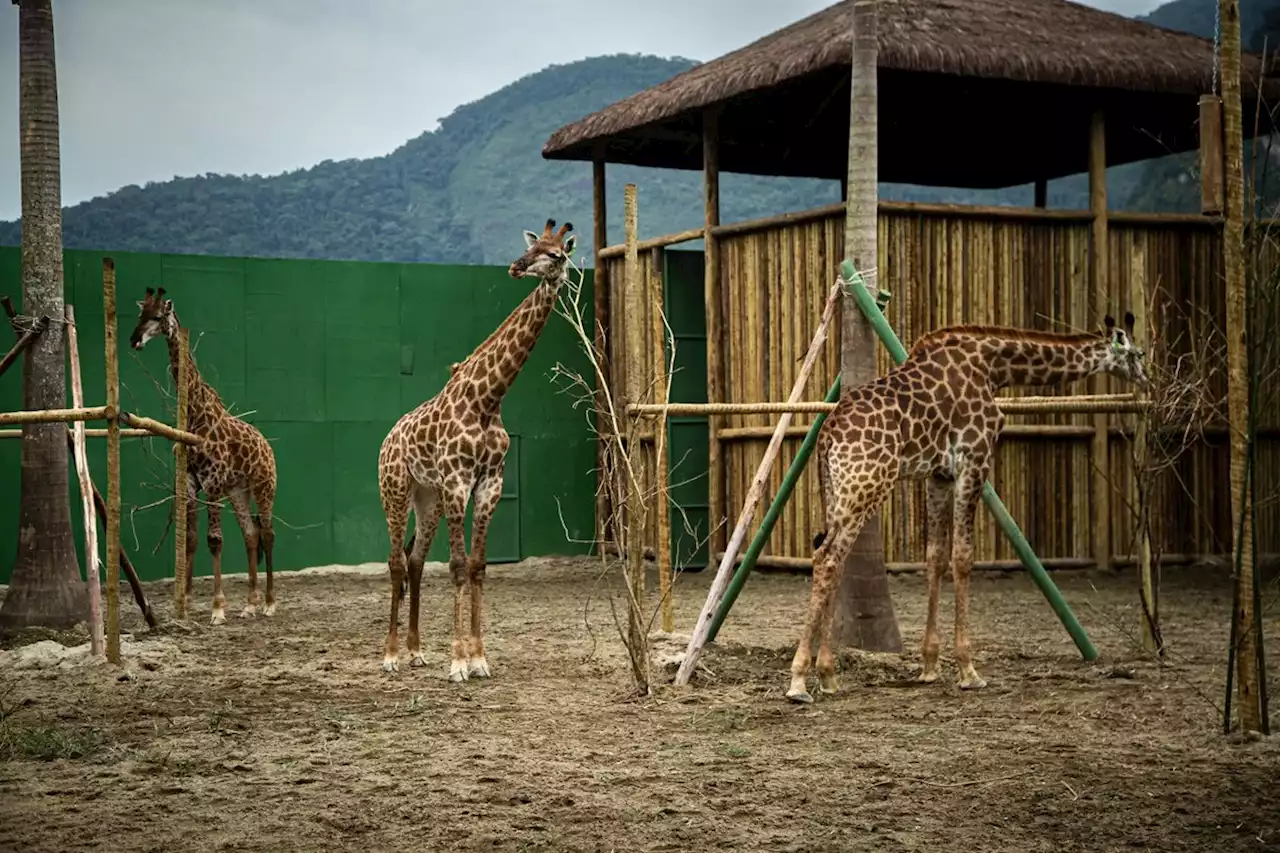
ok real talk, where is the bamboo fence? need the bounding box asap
[603,202,1279,568]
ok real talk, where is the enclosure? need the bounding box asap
[542,0,1280,573]
[0,247,598,582]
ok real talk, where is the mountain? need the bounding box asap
[2,1,1276,262]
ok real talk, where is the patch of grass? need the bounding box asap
[206,699,250,735]
[717,742,751,760]
[0,719,102,761]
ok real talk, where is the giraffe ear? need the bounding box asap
[136,301,146,310]
[562,234,577,257]
[1123,310,1136,333]
[1103,314,1116,330]
[523,230,540,249]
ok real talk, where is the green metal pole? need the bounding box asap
[705,289,889,644]
[837,260,1098,661]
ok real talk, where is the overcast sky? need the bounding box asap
[0,0,1168,221]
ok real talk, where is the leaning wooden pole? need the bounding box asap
[174,327,190,617]
[65,305,103,658]
[622,183,649,692]
[103,258,121,664]
[1089,109,1113,574]
[1219,0,1264,735]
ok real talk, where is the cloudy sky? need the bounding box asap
[0,0,1168,221]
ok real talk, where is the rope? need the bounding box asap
[1213,0,1221,96]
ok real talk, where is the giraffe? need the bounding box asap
[786,313,1149,704]
[378,218,576,679]
[130,287,278,625]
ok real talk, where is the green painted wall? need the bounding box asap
[0,248,597,583]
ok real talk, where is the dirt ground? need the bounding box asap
[1,557,1279,853]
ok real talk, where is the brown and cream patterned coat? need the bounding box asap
[378,219,576,679]
[787,313,1149,704]
[130,288,278,625]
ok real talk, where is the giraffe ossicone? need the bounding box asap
[787,313,1148,704]
[130,289,279,626]
[377,217,576,679]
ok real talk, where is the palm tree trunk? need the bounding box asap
[0,0,87,632]
[832,0,903,652]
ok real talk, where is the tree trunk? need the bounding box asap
[831,0,903,653]
[0,0,86,633]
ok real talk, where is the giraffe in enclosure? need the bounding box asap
[130,288,278,625]
[378,218,577,679]
[788,313,1149,704]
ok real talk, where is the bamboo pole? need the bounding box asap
[723,552,1097,574]
[703,108,725,558]
[717,423,1101,440]
[1219,0,1265,735]
[103,258,122,664]
[64,305,103,658]
[0,427,151,439]
[673,279,842,687]
[629,396,1146,416]
[118,412,202,446]
[592,156,613,553]
[0,405,111,425]
[173,327,190,616]
[597,226,704,260]
[0,315,47,379]
[1089,109,1112,574]
[622,183,648,691]
[1129,240,1160,654]
[649,246,673,633]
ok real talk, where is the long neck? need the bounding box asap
[456,274,563,410]
[165,322,227,431]
[977,335,1106,389]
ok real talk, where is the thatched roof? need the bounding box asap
[543,0,1280,188]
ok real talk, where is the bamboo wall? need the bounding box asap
[605,203,1279,567]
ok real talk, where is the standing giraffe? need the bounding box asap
[378,218,576,678]
[130,288,278,625]
[787,314,1149,704]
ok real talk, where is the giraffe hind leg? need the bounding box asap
[464,467,504,679]
[254,484,277,617]
[919,475,955,684]
[226,487,261,618]
[406,485,441,668]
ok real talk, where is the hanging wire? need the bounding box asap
[1213,0,1221,96]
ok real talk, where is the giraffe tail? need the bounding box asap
[811,438,832,553]
[252,514,265,562]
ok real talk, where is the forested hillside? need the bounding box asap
[3,1,1278,264]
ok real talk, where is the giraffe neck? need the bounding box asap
[974,334,1107,389]
[454,273,564,411]
[165,323,228,433]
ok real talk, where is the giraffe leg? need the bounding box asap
[789,521,857,703]
[257,490,277,617]
[951,463,988,690]
[443,484,473,683]
[406,486,441,668]
[381,484,410,673]
[226,487,261,618]
[207,497,227,625]
[919,475,955,684]
[465,468,504,679]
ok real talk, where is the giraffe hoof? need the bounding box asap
[448,660,470,682]
[239,605,257,618]
[409,652,428,668]
[959,676,987,691]
[210,610,226,626]
[262,602,277,617]
[468,657,491,679]
[917,670,940,684]
[382,657,399,673]
[818,681,838,696]
[785,689,814,705]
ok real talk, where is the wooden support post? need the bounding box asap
[1200,94,1225,216]
[1219,0,1265,735]
[703,109,724,556]
[0,315,47,379]
[1089,109,1112,573]
[0,405,111,426]
[1129,240,1160,654]
[174,327,190,617]
[649,245,673,633]
[65,305,103,658]
[103,258,121,664]
[1034,178,1048,209]
[592,155,613,552]
[622,183,649,690]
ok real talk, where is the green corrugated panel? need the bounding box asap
[245,259,327,422]
[326,261,402,424]
[331,421,393,566]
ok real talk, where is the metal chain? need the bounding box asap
[1213,0,1221,95]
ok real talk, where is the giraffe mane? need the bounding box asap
[908,324,1102,355]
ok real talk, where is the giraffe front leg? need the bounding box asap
[227,487,260,618]
[442,487,472,683]
[920,475,955,684]
[789,523,854,703]
[407,486,441,669]
[465,469,504,680]
[207,498,227,625]
[951,466,987,690]
[382,501,410,673]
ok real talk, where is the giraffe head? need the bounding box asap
[508,218,576,281]
[129,287,179,351]
[1095,312,1149,388]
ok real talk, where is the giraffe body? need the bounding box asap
[130,289,278,624]
[378,219,576,679]
[788,315,1149,703]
